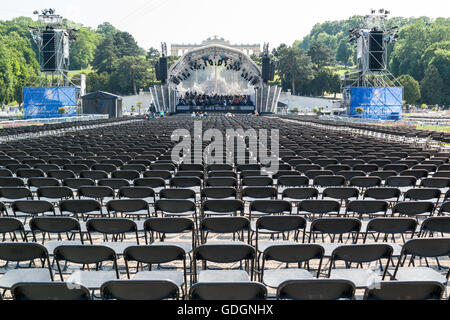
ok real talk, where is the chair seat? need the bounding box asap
[250,221,293,234]
[330,268,380,289]
[263,268,314,288]
[198,270,249,283]
[388,243,402,257]
[122,210,151,217]
[0,268,52,289]
[257,241,298,253]
[45,240,83,255]
[67,270,117,290]
[203,211,238,216]
[393,267,448,284]
[163,211,196,217]
[133,270,184,287]
[318,243,344,257]
[103,242,136,255]
[152,241,192,254]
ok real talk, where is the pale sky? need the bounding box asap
[1,0,448,50]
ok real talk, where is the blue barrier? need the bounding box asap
[23,87,78,119]
[349,87,403,121]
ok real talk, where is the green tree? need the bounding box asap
[113,31,141,58]
[308,42,335,70]
[396,74,421,105]
[92,37,117,73]
[336,40,352,66]
[146,47,160,60]
[96,22,118,37]
[421,64,445,105]
[86,72,111,93]
[277,47,314,95]
[92,31,141,73]
[109,56,151,95]
[70,27,102,70]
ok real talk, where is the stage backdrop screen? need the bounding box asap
[349,87,403,120]
[23,87,78,119]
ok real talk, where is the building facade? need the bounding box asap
[171,36,261,57]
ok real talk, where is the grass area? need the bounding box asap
[416,124,450,132]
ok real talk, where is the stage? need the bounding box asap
[176,105,255,113]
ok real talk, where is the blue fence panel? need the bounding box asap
[24,87,78,119]
[349,87,403,120]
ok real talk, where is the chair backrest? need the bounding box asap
[242,176,273,187]
[189,282,267,300]
[363,281,444,300]
[101,280,179,300]
[106,199,149,214]
[262,244,324,271]
[194,243,255,264]
[170,176,202,188]
[155,199,196,213]
[63,178,96,189]
[420,217,450,235]
[0,187,32,200]
[133,177,166,188]
[256,215,307,237]
[277,279,355,300]
[397,238,450,259]
[201,187,237,199]
[421,177,450,188]
[30,217,82,241]
[313,175,345,187]
[250,200,292,215]
[0,217,25,237]
[365,218,417,239]
[54,245,118,277]
[386,176,417,187]
[200,217,250,242]
[78,186,115,199]
[0,243,51,274]
[298,200,341,215]
[97,178,130,190]
[206,177,238,187]
[118,186,155,199]
[86,218,138,242]
[242,187,278,199]
[329,244,392,280]
[364,187,401,200]
[143,217,195,244]
[28,178,60,188]
[392,201,435,217]
[12,200,54,216]
[59,199,102,215]
[350,177,382,188]
[282,188,318,200]
[404,188,441,201]
[346,200,389,217]
[159,188,196,200]
[323,187,359,201]
[202,199,244,215]
[310,218,361,239]
[37,186,73,200]
[277,176,309,187]
[12,282,91,300]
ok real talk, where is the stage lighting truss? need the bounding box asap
[168,44,262,87]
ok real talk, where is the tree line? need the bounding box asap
[291,16,449,106]
[0,15,448,106]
